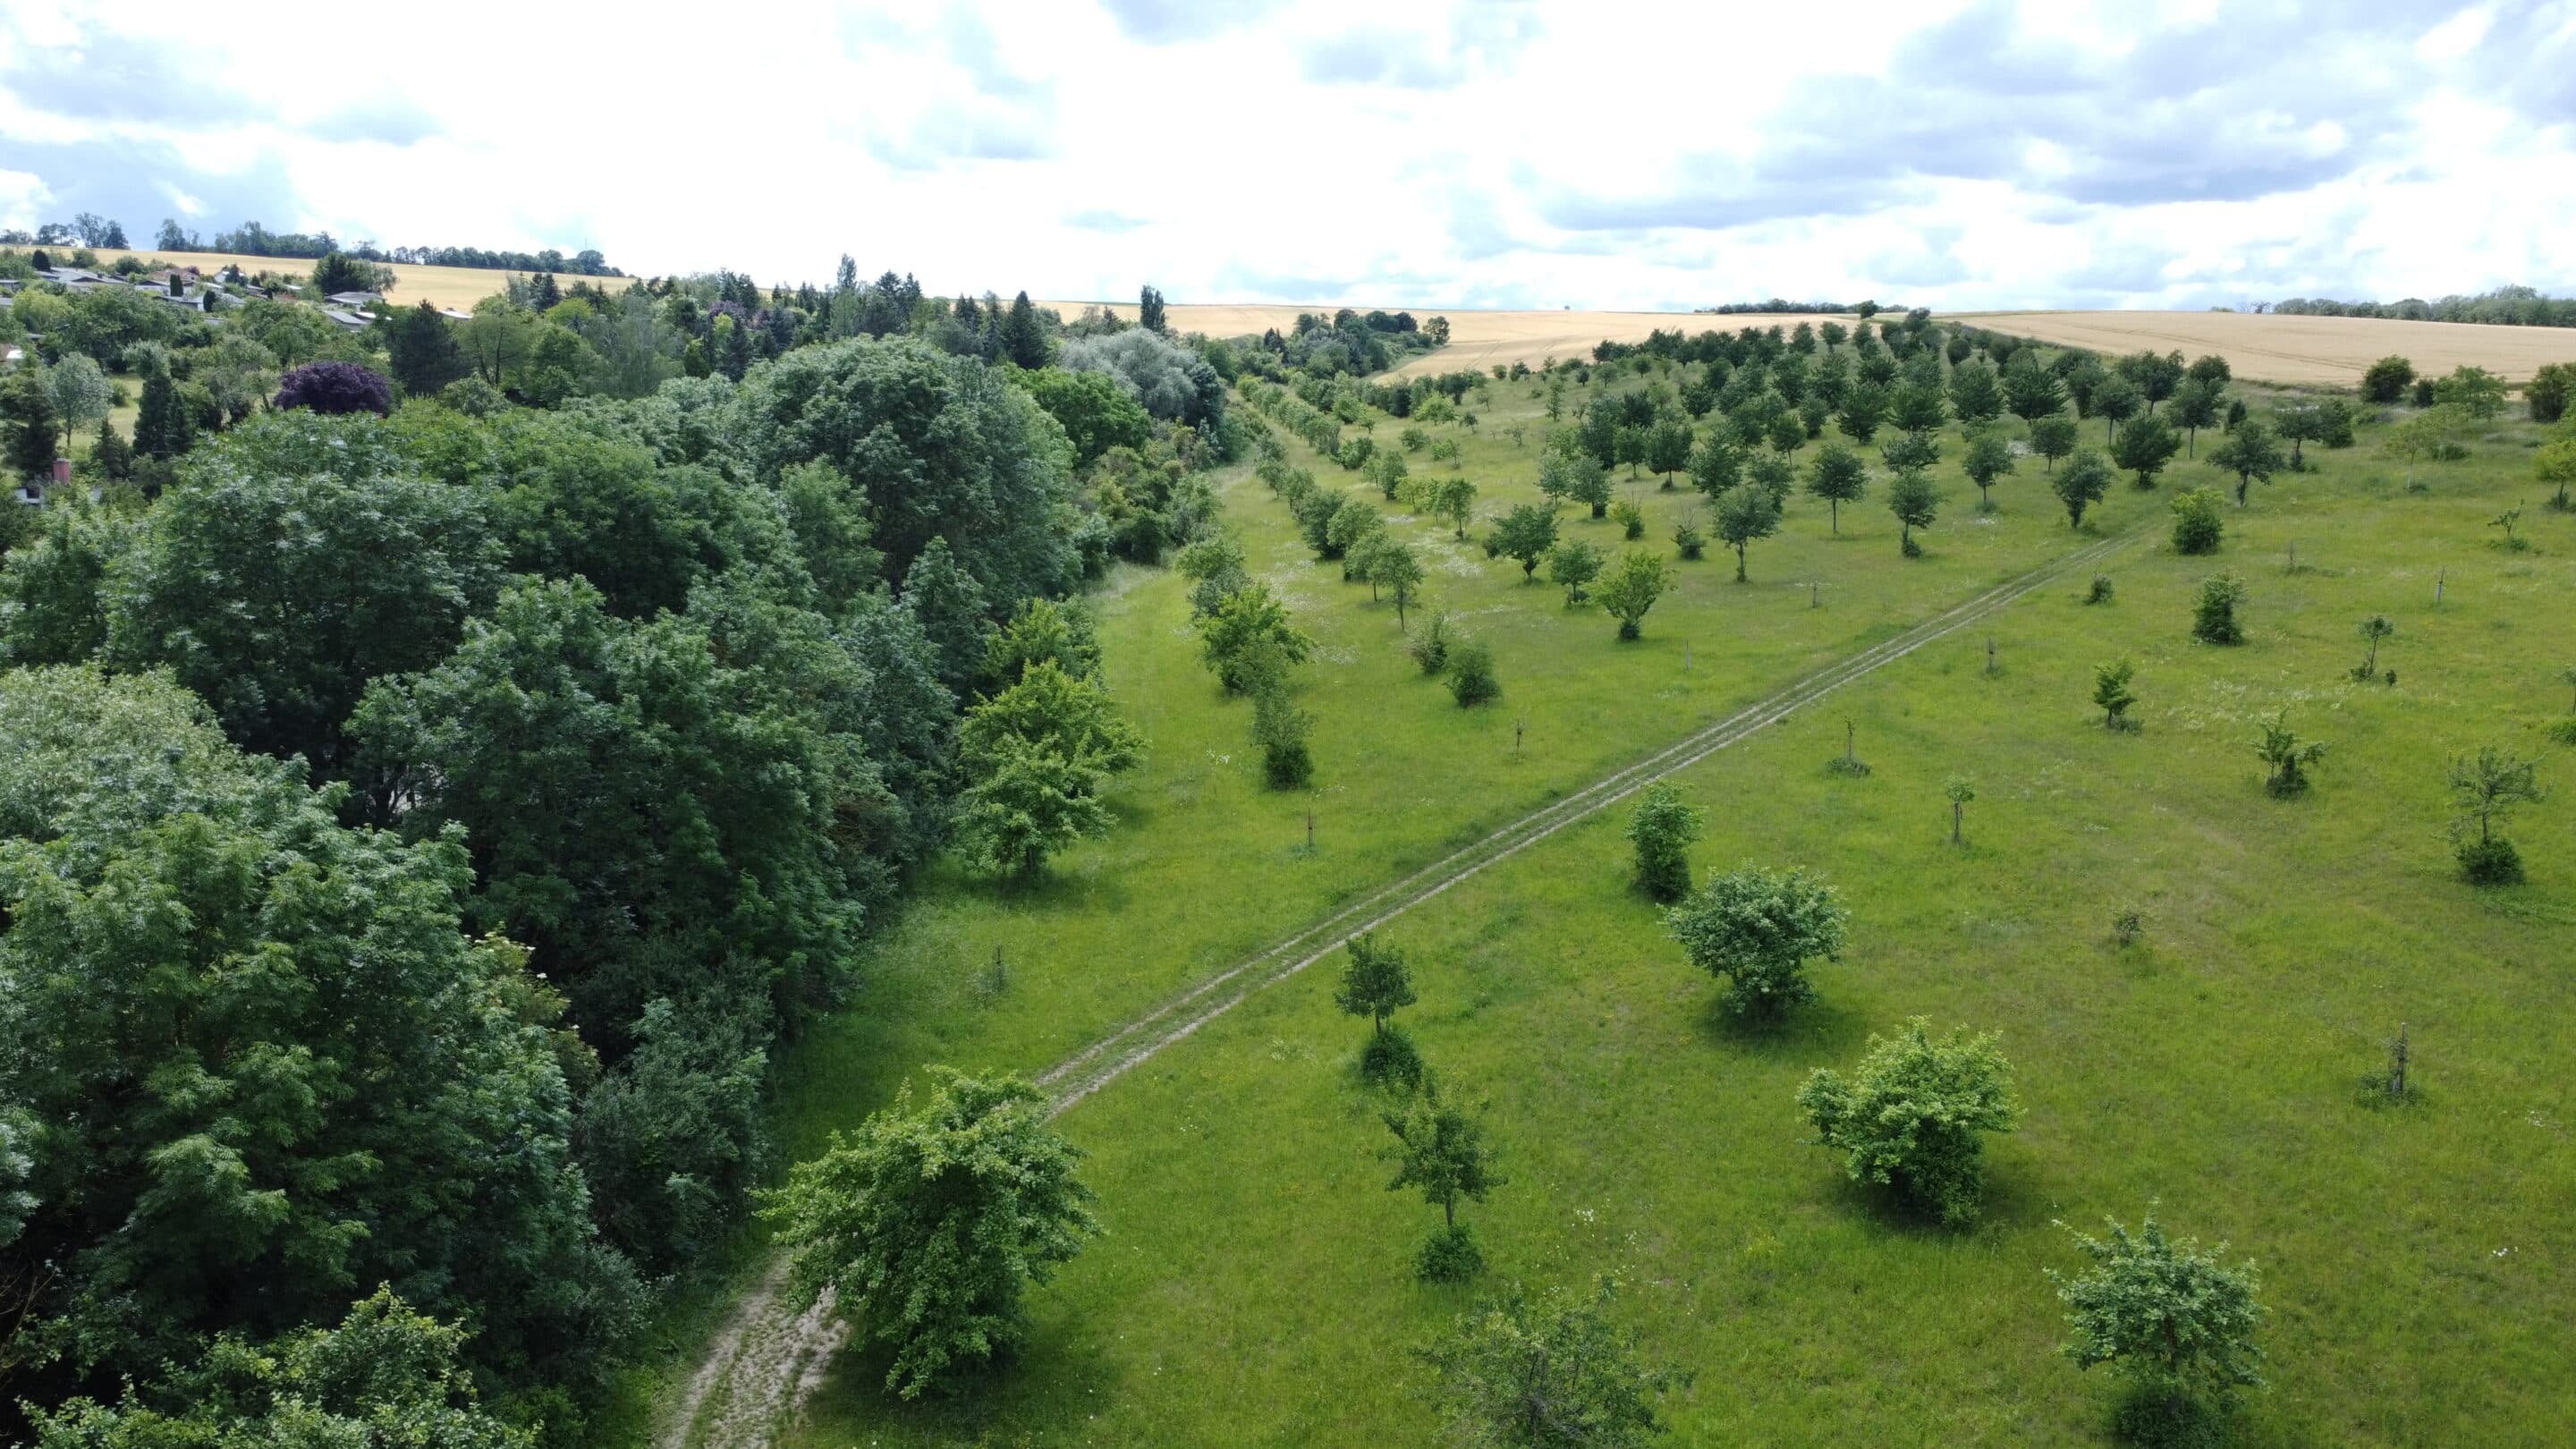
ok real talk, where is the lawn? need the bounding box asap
[728,365,2572,1447]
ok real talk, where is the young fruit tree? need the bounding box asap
[2048,1211,2266,1436]
[2051,450,2113,529]
[1962,431,2017,510]
[1664,865,1851,1020]
[1797,1019,2020,1226]
[2110,411,2182,488]
[1416,1279,1680,1449]
[2029,412,2080,472]
[1195,582,1314,692]
[1596,551,1671,640]
[2354,614,2394,680]
[1805,443,1868,533]
[1885,469,1940,558]
[1250,676,1315,790]
[1549,538,1605,606]
[1944,775,1976,843]
[2254,714,2327,798]
[1336,933,1421,1084]
[1370,541,1426,628]
[2092,658,2138,729]
[2447,745,2544,886]
[1492,503,1560,581]
[1712,482,1784,581]
[1625,783,1703,902]
[1382,1082,1504,1282]
[2207,419,2285,505]
[763,1069,1098,1401]
[1446,637,1501,707]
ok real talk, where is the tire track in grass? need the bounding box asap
[670,525,2139,1449]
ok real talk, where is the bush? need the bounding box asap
[1674,522,1706,559]
[1797,1019,2020,1226]
[1609,499,1646,539]
[2083,574,2114,605]
[1664,864,1850,1020]
[1408,612,1452,674]
[1446,638,1500,707]
[2456,835,2524,886]
[1360,1023,1425,1088]
[2111,907,2146,947]
[2170,488,2225,555]
[2191,574,2245,646]
[1412,1223,1485,1283]
[1624,783,1701,902]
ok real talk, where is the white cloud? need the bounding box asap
[0,0,2564,310]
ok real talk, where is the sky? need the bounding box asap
[2,0,2572,312]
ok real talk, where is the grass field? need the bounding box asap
[1948,310,2576,388]
[74,246,601,309]
[666,357,2576,1448]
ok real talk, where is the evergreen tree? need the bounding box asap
[1139,284,1167,335]
[387,301,470,398]
[89,416,133,480]
[134,365,194,459]
[900,536,993,696]
[4,367,60,478]
[1001,290,1049,369]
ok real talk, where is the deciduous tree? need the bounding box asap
[1798,1019,2020,1224]
[1595,549,1670,639]
[2050,1212,2266,1432]
[1664,864,1850,1019]
[1712,481,1783,580]
[1625,783,1701,902]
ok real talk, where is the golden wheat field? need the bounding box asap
[77,247,614,310]
[1060,301,2576,388]
[1943,309,2576,386]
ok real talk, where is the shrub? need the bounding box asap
[1624,783,1701,902]
[2093,658,2139,730]
[2083,573,2115,605]
[1408,612,1452,674]
[1446,638,1500,707]
[1412,1224,1485,1283]
[2111,907,2146,947]
[2191,573,2245,646]
[2170,488,2225,555]
[2447,745,2542,885]
[1251,683,1314,789]
[2455,835,2524,886]
[2254,714,2326,798]
[1798,1019,2020,1225]
[1673,521,1706,559]
[1609,498,1646,539]
[1664,864,1850,1020]
[2049,1212,2266,1435]
[1360,1024,1426,1089]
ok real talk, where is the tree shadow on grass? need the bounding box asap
[1690,992,1871,1066]
[805,1311,1120,1444]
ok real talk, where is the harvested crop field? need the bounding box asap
[1945,309,2576,386]
[80,247,614,310]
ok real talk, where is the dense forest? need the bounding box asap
[0,253,1341,1444]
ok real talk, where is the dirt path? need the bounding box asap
[663,525,2139,1449]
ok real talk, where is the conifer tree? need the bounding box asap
[1001,291,1048,369]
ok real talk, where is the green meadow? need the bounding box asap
[761,366,2574,1447]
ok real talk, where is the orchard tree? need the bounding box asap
[2168,376,2222,457]
[2005,359,2067,422]
[2377,405,2456,491]
[955,661,1145,875]
[1664,864,1850,1020]
[2029,412,2080,472]
[2433,364,2508,421]
[1944,775,1976,843]
[1372,541,1426,627]
[1550,538,1605,606]
[1688,429,1743,499]
[1418,1279,1679,1449]
[1798,1019,2020,1225]
[2447,745,2544,885]
[1196,582,1314,692]
[2052,450,2113,529]
[2207,419,2285,504]
[1889,379,1949,436]
[1417,474,1479,538]
[1596,550,1670,639]
[2271,398,2327,466]
[1384,1082,1504,1281]
[1492,503,1560,580]
[1805,443,1868,533]
[2355,614,2394,678]
[2050,1211,2266,1434]
[2089,376,2143,445]
[1949,358,2004,424]
[765,1068,1098,1400]
[1645,416,1694,486]
[2535,434,2576,511]
[1713,481,1783,580]
[1962,431,2016,510]
[1836,383,1888,444]
[1337,932,1421,1082]
[2110,411,2182,488]
[1541,446,1614,518]
[1885,467,1940,557]
[1626,783,1702,902]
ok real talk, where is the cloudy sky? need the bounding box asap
[3,0,2571,311]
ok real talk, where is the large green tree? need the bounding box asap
[1664,864,1850,1019]
[764,1069,1097,1400]
[1798,1019,2020,1225]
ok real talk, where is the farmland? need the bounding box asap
[649,347,2576,1449]
[78,245,602,309]
[1054,300,2576,390]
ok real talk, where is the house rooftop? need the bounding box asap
[322,309,373,328]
